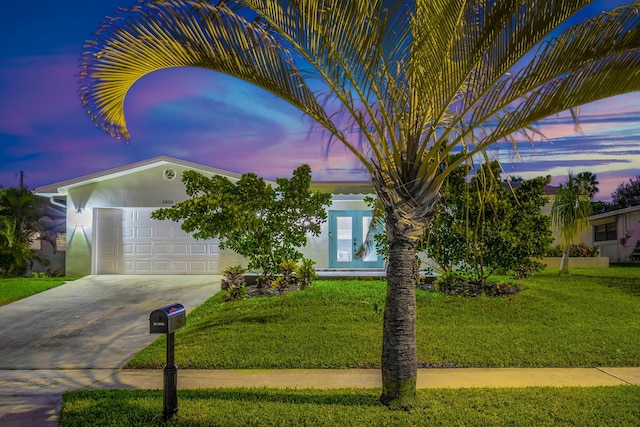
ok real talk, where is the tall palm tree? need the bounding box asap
[78,0,640,408]
[576,171,599,199]
[551,173,593,274]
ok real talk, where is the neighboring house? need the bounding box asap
[578,205,640,263]
[34,156,382,276]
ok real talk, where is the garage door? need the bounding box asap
[94,208,242,274]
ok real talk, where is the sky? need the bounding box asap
[1,1,639,202]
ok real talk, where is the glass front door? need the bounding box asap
[328,210,384,268]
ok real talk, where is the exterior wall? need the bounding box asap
[300,194,373,269]
[64,164,238,276]
[62,162,375,275]
[584,207,640,263]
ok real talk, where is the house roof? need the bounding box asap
[34,155,375,197]
[589,204,640,221]
[34,156,248,197]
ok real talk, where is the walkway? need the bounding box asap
[2,367,639,425]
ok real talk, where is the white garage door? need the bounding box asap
[94,208,242,274]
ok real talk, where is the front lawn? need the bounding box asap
[127,267,640,369]
[60,385,640,426]
[0,276,79,306]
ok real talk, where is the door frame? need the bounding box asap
[328,210,384,269]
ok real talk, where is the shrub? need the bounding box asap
[297,258,318,290]
[272,259,297,294]
[221,265,247,301]
[546,243,600,257]
[423,270,520,297]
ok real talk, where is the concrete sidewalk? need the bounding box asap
[2,367,639,425]
[2,367,639,394]
[104,367,640,389]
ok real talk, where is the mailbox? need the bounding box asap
[150,303,186,334]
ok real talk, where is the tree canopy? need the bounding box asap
[151,164,332,275]
[426,160,553,284]
[612,175,640,209]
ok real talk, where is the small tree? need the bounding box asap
[152,165,331,277]
[612,176,640,209]
[426,160,553,285]
[366,159,553,286]
[551,173,593,275]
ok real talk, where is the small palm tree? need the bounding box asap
[551,173,593,274]
[78,1,640,408]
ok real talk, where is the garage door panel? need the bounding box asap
[173,244,188,254]
[154,244,170,254]
[173,228,190,238]
[96,208,242,274]
[135,260,153,272]
[190,244,207,254]
[154,227,172,238]
[172,261,189,272]
[136,228,152,238]
[135,244,152,254]
[153,261,171,271]
[190,261,208,272]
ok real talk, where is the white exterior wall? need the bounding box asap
[64,164,240,276]
[60,161,377,275]
[300,194,373,269]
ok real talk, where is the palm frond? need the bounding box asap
[79,0,337,142]
[462,2,640,151]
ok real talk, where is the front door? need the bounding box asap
[328,210,384,268]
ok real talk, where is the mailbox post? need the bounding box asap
[149,303,186,421]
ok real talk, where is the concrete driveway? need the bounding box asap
[0,275,221,369]
[0,275,220,426]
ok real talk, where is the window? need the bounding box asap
[594,222,617,242]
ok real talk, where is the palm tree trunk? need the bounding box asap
[559,244,570,274]
[380,233,419,409]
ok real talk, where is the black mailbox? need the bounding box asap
[150,303,186,334]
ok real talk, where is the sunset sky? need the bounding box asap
[1,0,639,201]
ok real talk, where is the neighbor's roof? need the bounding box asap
[589,204,640,220]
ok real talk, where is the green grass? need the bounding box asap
[0,276,79,306]
[60,385,640,426]
[127,266,640,369]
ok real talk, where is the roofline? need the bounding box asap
[589,204,640,220]
[34,155,248,196]
[310,181,374,194]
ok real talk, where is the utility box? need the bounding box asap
[150,303,186,334]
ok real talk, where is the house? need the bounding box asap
[578,205,640,263]
[34,156,383,276]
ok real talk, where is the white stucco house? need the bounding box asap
[578,205,640,263]
[34,156,383,276]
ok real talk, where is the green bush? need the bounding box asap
[220,265,247,301]
[297,258,319,290]
[547,243,599,257]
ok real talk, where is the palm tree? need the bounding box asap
[0,187,39,276]
[576,171,599,199]
[78,1,640,408]
[551,173,593,274]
